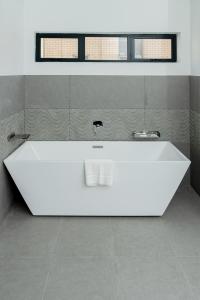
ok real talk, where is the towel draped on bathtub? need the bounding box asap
[84,159,114,187]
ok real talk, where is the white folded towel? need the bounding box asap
[84,159,114,187]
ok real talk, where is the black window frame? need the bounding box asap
[130,34,177,63]
[35,33,177,63]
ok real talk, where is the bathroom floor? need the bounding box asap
[0,187,200,299]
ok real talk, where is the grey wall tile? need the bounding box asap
[0,75,25,223]
[173,143,190,186]
[0,165,14,224]
[190,77,200,194]
[190,110,200,194]
[0,76,25,121]
[70,109,144,140]
[191,142,200,194]
[0,110,24,223]
[70,76,145,109]
[145,76,189,109]
[190,76,200,112]
[25,109,70,141]
[174,143,190,158]
[145,109,189,143]
[25,76,70,109]
[0,111,24,159]
[190,110,200,145]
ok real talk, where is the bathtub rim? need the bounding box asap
[4,140,190,164]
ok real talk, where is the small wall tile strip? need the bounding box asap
[25,108,189,143]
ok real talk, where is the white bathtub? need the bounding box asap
[4,141,190,216]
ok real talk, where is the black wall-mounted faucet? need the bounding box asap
[93,121,103,128]
[93,121,103,135]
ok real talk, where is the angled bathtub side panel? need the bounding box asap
[3,161,190,216]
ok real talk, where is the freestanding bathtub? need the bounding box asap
[4,141,190,216]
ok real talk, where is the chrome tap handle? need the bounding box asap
[7,132,30,142]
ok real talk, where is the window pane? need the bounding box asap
[85,37,127,61]
[41,38,78,59]
[135,39,172,60]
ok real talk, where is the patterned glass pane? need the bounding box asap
[41,38,78,59]
[85,37,127,61]
[135,39,172,59]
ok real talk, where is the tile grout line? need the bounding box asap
[24,109,26,134]
[176,258,196,298]
[69,76,72,140]
[23,75,26,134]
[39,219,63,300]
[41,270,51,300]
[24,108,190,111]
[51,218,63,255]
[144,76,146,129]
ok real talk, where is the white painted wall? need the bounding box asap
[191,0,200,75]
[0,0,191,75]
[0,0,24,75]
[24,0,191,75]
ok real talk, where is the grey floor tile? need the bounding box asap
[112,217,174,257]
[0,257,49,300]
[0,206,61,257]
[162,190,200,257]
[163,187,200,223]
[166,221,200,257]
[0,188,200,300]
[115,257,193,300]
[179,257,200,296]
[54,217,114,257]
[43,256,117,300]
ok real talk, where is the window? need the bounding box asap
[36,34,80,62]
[41,38,78,59]
[85,37,127,61]
[36,33,177,62]
[131,34,177,62]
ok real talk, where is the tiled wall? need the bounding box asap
[25,75,189,148]
[190,76,200,193]
[0,76,25,222]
